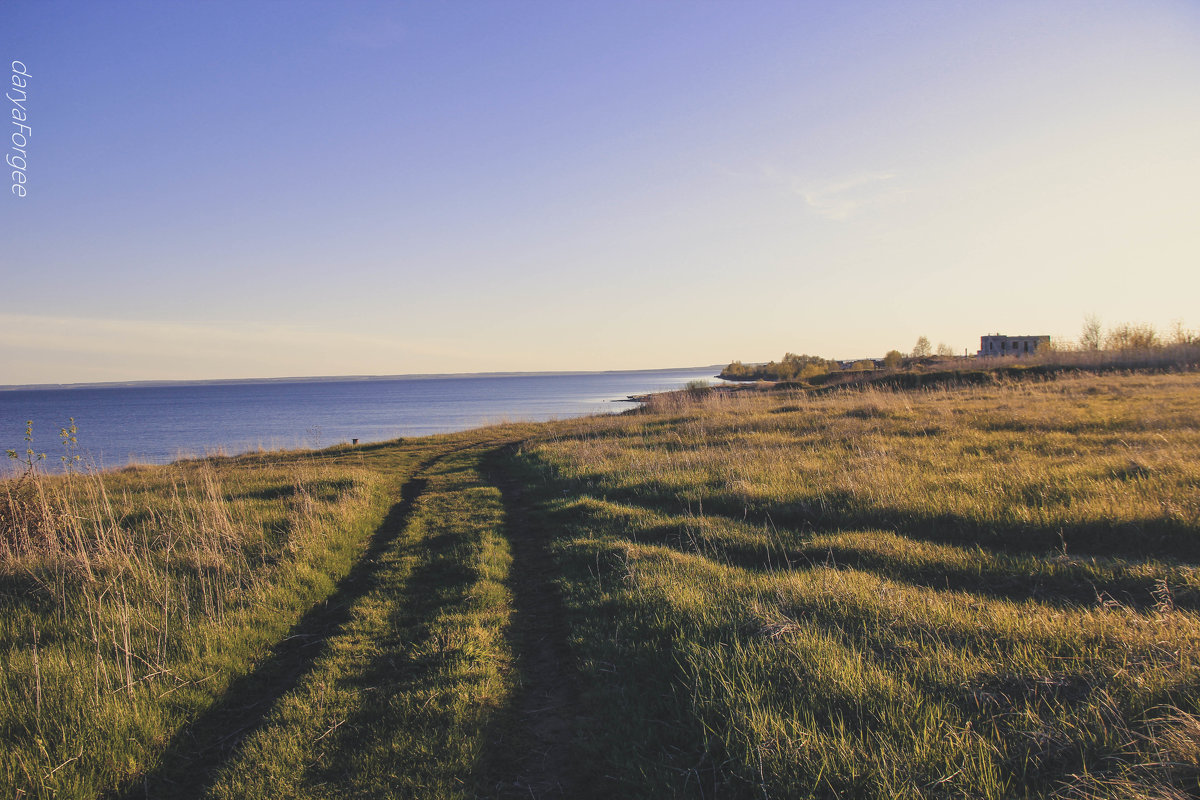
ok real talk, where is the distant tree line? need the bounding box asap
[720,353,840,382]
[1075,315,1197,351]
[721,349,911,382]
[721,318,1197,383]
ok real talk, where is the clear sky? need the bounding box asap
[2,1,1198,383]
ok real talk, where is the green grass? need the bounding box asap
[515,371,1200,798]
[3,372,1200,798]
[0,438,429,797]
[203,441,524,798]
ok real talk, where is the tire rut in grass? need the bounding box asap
[486,450,579,799]
[115,468,433,800]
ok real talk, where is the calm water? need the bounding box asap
[0,367,722,472]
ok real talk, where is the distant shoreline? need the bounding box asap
[0,365,725,393]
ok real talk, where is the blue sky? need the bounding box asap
[3,1,1199,383]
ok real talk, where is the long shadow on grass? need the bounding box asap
[597,511,1199,612]
[520,453,1200,797]
[722,485,1187,563]
[477,447,580,798]
[294,445,515,796]
[296,521,482,795]
[794,542,1200,611]
[533,492,1170,798]
[492,451,734,798]
[114,475,430,800]
[536,454,1200,562]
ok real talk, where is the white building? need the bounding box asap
[979,334,1050,357]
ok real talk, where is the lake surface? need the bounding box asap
[0,367,722,472]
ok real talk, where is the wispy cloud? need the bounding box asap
[798,171,899,221]
[719,164,908,221]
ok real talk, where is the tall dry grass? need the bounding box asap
[992,342,1200,372]
[521,371,1200,798]
[0,450,385,798]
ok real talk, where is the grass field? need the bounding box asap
[3,370,1199,798]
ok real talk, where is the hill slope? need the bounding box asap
[3,371,1199,798]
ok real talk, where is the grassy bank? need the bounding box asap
[719,343,1200,391]
[0,439,423,797]
[518,371,1200,798]
[3,371,1199,798]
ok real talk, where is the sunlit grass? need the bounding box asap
[0,444,416,798]
[519,370,1200,798]
[204,444,517,798]
[3,372,1198,798]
